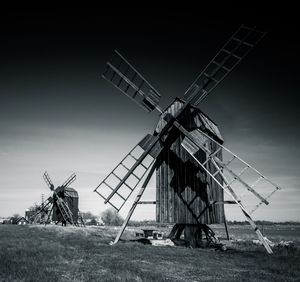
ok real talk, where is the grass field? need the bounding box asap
[0,224,300,281]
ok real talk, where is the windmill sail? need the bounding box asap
[62,173,76,188]
[43,171,54,190]
[180,129,281,214]
[179,128,281,254]
[183,25,266,105]
[103,50,162,113]
[94,136,156,211]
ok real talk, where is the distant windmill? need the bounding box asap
[31,171,84,226]
[95,25,282,253]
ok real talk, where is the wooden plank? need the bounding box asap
[156,162,160,222]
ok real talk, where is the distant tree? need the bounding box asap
[81,211,98,225]
[101,208,123,226]
[28,203,40,212]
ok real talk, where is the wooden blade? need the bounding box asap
[183,25,266,105]
[178,127,281,213]
[43,171,54,191]
[180,135,274,254]
[103,50,162,113]
[94,134,157,211]
[62,173,76,188]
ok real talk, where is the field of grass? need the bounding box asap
[0,224,300,281]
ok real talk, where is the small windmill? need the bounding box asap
[95,25,282,253]
[31,171,82,226]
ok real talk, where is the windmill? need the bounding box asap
[31,171,83,226]
[94,25,282,253]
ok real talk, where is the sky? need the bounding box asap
[0,9,299,222]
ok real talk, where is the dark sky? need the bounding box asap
[0,8,299,221]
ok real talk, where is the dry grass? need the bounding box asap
[0,224,300,281]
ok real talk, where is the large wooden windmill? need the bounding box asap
[95,25,282,253]
[31,171,81,226]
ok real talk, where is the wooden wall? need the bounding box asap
[155,100,224,224]
[52,187,79,223]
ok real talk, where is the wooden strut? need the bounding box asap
[111,162,157,245]
[223,213,230,241]
[45,205,53,225]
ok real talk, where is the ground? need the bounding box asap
[0,224,299,281]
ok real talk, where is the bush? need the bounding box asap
[101,208,123,226]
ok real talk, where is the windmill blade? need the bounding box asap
[29,197,54,222]
[178,128,281,214]
[94,134,158,211]
[61,173,76,188]
[102,50,162,113]
[43,171,55,191]
[179,131,280,254]
[183,25,266,105]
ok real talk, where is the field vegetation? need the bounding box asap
[0,224,299,281]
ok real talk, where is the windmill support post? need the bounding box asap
[224,214,230,241]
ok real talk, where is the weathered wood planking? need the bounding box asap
[52,186,79,223]
[155,99,224,224]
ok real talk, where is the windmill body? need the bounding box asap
[95,25,282,253]
[52,186,79,224]
[154,99,224,225]
[30,172,84,226]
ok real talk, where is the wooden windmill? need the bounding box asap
[95,25,282,253]
[31,171,82,226]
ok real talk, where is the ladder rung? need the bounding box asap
[212,60,231,72]
[129,153,138,161]
[112,173,135,190]
[237,166,249,177]
[132,172,141,181]
[250,176,263,188]
[123,182,134,191]
[222,49,242,60]
[140,163,148,170]
[125,82,131,93]
[103,181,115,191]
[131,71,137,82]
[120,163,130,171]
[107,201,120,212]
[117,77,123,87]
[232,37,254,48]
[116,192,126,201]
[112,172,122,181]
[203,147,221,166]
[225,156,236,166]
[106,177,133,192]
[107,187,125,201]
[204,73,219,83]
